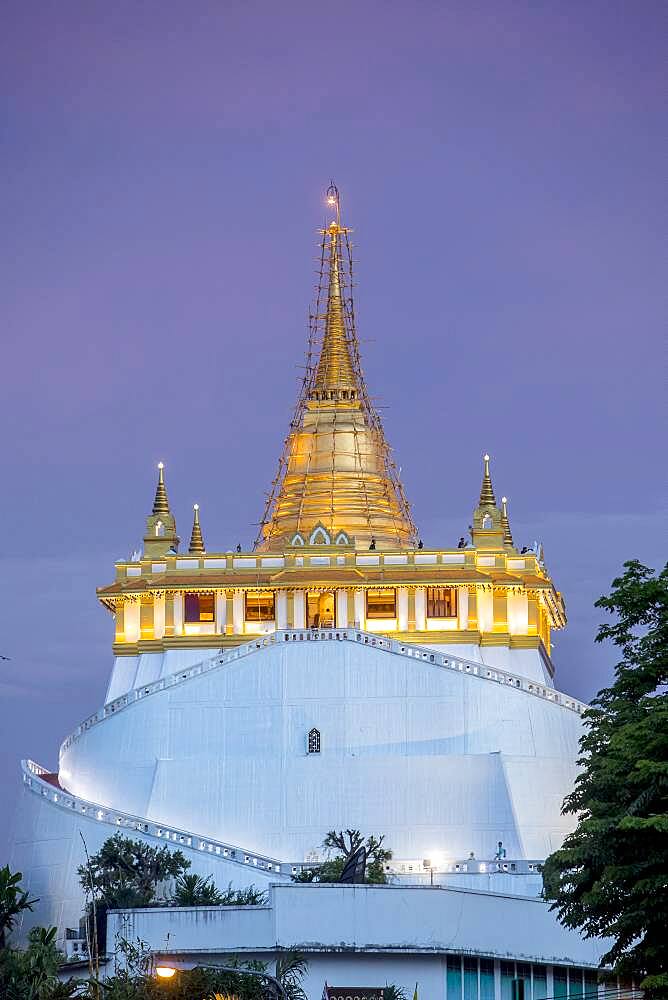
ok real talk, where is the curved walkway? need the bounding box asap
[61,628,587,758]
[21,759,545,881]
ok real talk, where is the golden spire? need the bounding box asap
[256,183,417,551]
[501,496,514,547]
[311,218,358,397]
[152,462,171,517]
[479,453,497,507]
[188,503,205,554]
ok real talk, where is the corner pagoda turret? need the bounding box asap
[143,462,179,559]
[471,454,505,549]
[255,183,416,552]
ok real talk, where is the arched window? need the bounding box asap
[307,728,321,754]
[155,521,165,537]
[482,513,493,529]
[291,533,305,546]
[335,532,350,546]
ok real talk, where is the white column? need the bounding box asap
[153,594,165,639]
[477,590,494,633]
[415,587,426,630]
[397,588,409,631]
[233,592,245,634]
[276,591,288,629]
[457,587,469,631]
[336,589,348,627]
[215,590,227,634]
[172,593,184,636]
[293,590,306,628]
[124,600,140,643]
[354,589,365,629]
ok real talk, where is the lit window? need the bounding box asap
[307,728,321,753]
[245,591,275,622]
[366,589,396,619]
[184,592,215,623]
[427,587,458,619]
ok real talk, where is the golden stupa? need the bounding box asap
[257,185,416,551]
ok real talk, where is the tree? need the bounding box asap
[0,865,38,950]
[171,874,223,907]
[170,875,268,907]
[542,560,668,995]
[293,829,393,883]
[0,925,79,1000]
[78,834,191,909]
[383,986,408,1000]
[275,950,308,1000]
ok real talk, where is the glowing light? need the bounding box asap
[193,503,199,511]
[502,496,507,504]
[327,195,337,206]
[427,851,444,869]
[157,461,164,470]
[483,453,490,462]
[155,966,177,979]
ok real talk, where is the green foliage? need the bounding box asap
[383,986,408,1000]
[542,560,668,995]
[0,925,79,1000]
[294,829,393,883]
[170,875,268,908]
[218,883,268,907]
[96,939,271,999]
[292,857,345,883]
[275,950,308,999]
[171,874,223,906]
[0,865,38,950]
[78,834,191,909]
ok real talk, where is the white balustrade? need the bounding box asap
[59,628,587,759]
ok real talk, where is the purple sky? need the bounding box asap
[1,1,665,856]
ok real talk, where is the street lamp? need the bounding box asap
[152,957,287,999]
[423,851,444,886]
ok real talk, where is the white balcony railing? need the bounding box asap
[60,629,586,758]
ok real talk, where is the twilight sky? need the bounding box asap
[0,1,665,856]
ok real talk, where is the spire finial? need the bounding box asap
[152,461,171,517]
[501,495,514,547]
[326,180,340,227]
[188,503,205,554]
[311,184,358,397]
[479,453,497,507]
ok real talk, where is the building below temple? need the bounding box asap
[11,186,613,999]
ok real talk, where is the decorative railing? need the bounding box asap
[22,759,286,876]
[60,629,586,757]
[22,759,545,882]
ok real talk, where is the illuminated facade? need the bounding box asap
[11,187,609,997]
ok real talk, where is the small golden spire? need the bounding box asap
[152,462,171,517]
[188,503,205,554]
[312,184,358,397]
[501,496,514,547]
[479,453,497,507]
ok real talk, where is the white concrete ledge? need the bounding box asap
[107,883,610,968]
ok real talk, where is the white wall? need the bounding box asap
[62,640,582,863]
[106,883,610,996]
[9,782,281,947]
